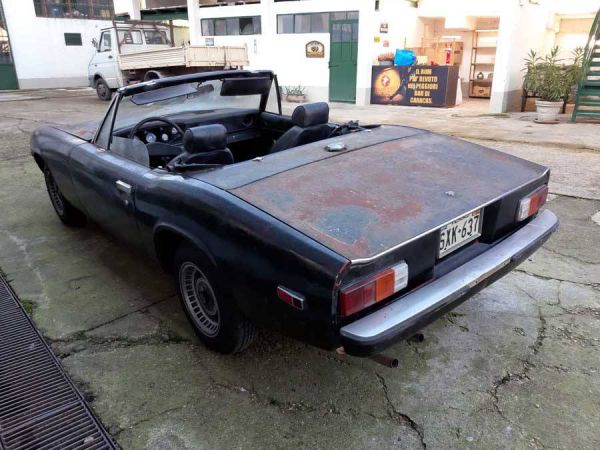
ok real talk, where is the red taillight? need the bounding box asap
[516,185,548,222]
[339,262,408,317]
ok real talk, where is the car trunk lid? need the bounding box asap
[195,126,548,262]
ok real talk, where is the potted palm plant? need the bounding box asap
[523,46,583,123]
[284,85,307,103]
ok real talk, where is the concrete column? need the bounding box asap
[114,0,142,20]
[187,0,201,45]
[490,0,554,113]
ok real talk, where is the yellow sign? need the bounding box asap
[305,41,325,58]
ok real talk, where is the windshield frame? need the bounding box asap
[93,70,281,148]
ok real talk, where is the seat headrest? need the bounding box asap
[183,124,227,154]
[292,102,329,128]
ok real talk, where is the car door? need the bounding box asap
[91,30,120,88]
[69,100,148,247]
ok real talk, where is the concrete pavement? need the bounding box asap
[0,89,599,449]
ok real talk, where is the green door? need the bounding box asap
[329,19,358,103]
[0,0,18,90]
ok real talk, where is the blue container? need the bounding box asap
[394,49,416,66]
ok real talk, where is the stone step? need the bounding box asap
[574,111,600,118]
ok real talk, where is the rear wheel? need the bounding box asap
[174,246,256,354]
[95,78,112,101]
[44,167,86,227]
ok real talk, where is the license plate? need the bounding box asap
[438,209,483,258]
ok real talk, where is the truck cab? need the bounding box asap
[88,23,173,100]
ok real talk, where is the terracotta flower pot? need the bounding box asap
[535,100,562,124]
[286,95,306,103]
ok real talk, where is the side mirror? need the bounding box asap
[91,38,98,49]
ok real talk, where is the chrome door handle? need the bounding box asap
[115,180,132,195]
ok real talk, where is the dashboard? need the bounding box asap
[138,125,182,145]
[124,108,265,147]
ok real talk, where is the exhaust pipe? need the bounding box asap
[408,332,425,343]
[369,353,399,368]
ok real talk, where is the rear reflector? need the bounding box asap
[339,262,408,317]
[517,185,548,222]
[277,286,305,310]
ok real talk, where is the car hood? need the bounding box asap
[194,126,548,262]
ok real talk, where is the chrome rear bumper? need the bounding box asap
[340,210,559,356]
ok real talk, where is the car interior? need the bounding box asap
[113,102,341,170]
[108,75,371,171]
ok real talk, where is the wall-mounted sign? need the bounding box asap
[371,65,459,107]
[380,22,388,33]
[205,37,214,46]
[374,36,381,43]
[383,40,389,48]
[305,40,325,58]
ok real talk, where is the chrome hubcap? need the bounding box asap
[179,262,220,337]
[46,172,65,215]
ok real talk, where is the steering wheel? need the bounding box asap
[128,116,185,141]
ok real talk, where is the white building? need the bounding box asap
[187,0,600,112]
[2,0,598,112]
[0,0,115,89]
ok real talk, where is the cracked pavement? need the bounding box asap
[0,90,599,449]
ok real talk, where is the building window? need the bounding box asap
[201,16,261,36]
[33,0,114,20]
[277,11,358,34]
[64,32,82,46]
[199,0,260,6]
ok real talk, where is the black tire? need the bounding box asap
[44,167,86,227]
[143,71,160,82]
[174,245,256,354]
[95,78,112,101]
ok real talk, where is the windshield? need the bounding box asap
[114,79,267,131]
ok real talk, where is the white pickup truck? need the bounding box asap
[88,21,249,100]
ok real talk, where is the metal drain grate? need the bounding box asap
[0,275,115,450]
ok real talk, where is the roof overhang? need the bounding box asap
[140,6,188,21]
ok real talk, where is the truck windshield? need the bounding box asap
[113,79,275,131]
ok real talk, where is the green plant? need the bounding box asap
[523,46,584,102]
[284,85,306,96]
[566,46,584,89]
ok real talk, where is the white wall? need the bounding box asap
[553,0,600,16]
[417,0,503,19]
[490,0,554,112]
[189,0,418,105]
[3,0,113,89]
[554,18,594,59]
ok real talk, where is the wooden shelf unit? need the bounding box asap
[469,30,498,99]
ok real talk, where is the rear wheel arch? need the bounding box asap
[153,226,216,274]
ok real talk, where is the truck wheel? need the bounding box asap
[95,78,112,101]
[174,246,256,354]
[44,167,86,227]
